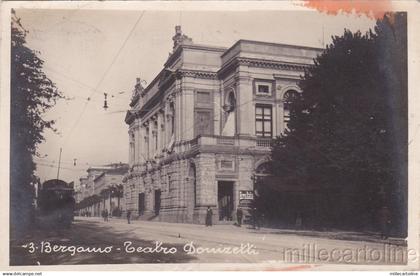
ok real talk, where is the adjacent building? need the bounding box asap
[123,26,322,224]
[76,163,128,217]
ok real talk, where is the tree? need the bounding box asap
[10,10,63,238]
[268,13,407,236]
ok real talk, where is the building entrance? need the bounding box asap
[138,193,145,216]
[218,181,234,221]
[154,189,161,215]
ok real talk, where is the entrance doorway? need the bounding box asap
[154,189,161,215]
[218,181,234,221]
[138,193,145,216]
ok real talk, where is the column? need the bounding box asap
[152,117,158,157]
[148,121,153,159]
[139,125,145,163]
[136,120,141,164]
[214,82,222,135]
[175,79,182,141]
[236,70,253,136]
[133,122,139,165]
[157,110,164,153]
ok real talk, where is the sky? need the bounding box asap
[15,8,376,185]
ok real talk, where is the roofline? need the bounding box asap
[136,43,227,101]
[164,43,227,68]
[221,39,324,58]
[182,43,228,52]
[135,40,322,104]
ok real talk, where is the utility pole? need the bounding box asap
[56,147,62,180]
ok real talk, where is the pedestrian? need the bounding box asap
[127,209,132,224]
[104,209,109,222]
[101,210,106,222]
[252,207,260,230]
[236,207,243,227]
[205,206,213,227]
[379,206,391,239]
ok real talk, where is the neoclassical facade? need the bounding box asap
[123,26,322,224]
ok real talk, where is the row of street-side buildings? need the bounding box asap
[75,163,128,217]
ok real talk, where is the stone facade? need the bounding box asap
[123,26,322,224]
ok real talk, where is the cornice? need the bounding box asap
[124,144,270,180]
[218,57,312,79]
[177,69,218,80]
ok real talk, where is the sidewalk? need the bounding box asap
[262,228,407,246]
[76,216,406,247]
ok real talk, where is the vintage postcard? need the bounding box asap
[0,0,419,273]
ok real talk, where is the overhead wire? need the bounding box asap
[60,11,146,148]
[43,64,130,101]
[40,12,146,180]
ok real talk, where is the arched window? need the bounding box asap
[255,161,273,176]
[221,90,236,136]
[225,91,236,113]
[283,90,300,128]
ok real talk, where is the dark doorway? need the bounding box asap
[138,193,145,216]
[218,181,234,221]
[154,189,161,215]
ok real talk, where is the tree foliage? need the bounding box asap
[265,13,407,236]
[10,11,63,238]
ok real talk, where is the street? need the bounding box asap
[10,217,408,266]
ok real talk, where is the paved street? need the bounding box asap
[10,217,408,266]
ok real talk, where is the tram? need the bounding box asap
[38,179,75,228]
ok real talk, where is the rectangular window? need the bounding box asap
[219,159,234,171]
[221,160,233,169]
[258,85,270,94]
[255,105,272,137]
[168,175,176,191]
[196,91,211,103]
[255,81,272,96]
[195,110,213,137]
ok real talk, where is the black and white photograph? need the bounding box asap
[1,0,419,272]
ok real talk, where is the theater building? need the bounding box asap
[123,26,322,224]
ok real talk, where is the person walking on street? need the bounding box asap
[236,207,243,227]
[252,207,260,230]
[205,206,213,227]
[101,210,106,222]
[127,209,132,224]
[104,209,109,222]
